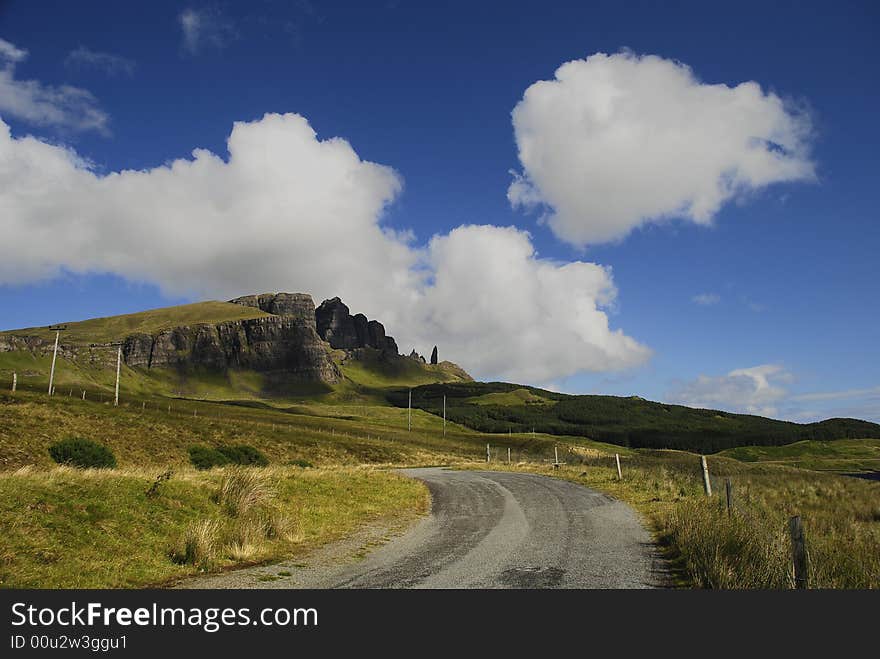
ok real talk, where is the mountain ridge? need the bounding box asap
[0,293,470,393]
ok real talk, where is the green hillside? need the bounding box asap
[718,439,880,473]
[388,382,880,453]
[0,301,271,345]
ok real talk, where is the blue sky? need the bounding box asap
[0,0,877,422]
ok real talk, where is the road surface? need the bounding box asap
[182,468,666,589]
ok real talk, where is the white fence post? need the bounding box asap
[48,331,59,395]
[114,346,121,407]
[701,456,712,496]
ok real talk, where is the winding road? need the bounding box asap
[182,468,666,589]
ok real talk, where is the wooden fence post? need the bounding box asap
[615,453,622,480]
[11,372,16,392]
[789,515,809,589]
[725,478,733,515]
[486,443,490,463]
[701,456,712,496]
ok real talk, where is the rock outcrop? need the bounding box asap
[430,346,438,365]
[228,293,316,324]
[314,297,398,355]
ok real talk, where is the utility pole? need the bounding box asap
[114,346,122,407]
[48,331,60,395]
[442,394,446,437]
[407,389,412,432]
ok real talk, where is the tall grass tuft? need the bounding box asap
[215,467,272,518]
[171,519,220,569]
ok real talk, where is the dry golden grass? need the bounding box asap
[215,467,273,517]
[171,519,221,569]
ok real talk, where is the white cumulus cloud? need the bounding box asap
[404,225,651,382]
[668,364,792,417]
[0,37,108,134]
[0,112,649,382]
[509,51,816,246]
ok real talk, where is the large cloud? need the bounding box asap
[406,225,651,381]
[667,364,792,417]
[509,51,816,246]
[0,38,108,134]
[0,112,649,382]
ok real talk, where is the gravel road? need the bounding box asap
[181,468,665,589]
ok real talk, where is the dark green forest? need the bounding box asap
[387,382,880,453]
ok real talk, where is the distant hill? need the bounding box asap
[718,439,880,473]
[388,382,880,453]
[0,293,470,400]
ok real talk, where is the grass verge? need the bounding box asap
[0,465,428,588]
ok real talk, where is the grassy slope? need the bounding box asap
[0,301,270,344]
[1,389,878,589]
[718,439,880,474]
[465,388,554,406]
[339,350,471,389]
[0,390,618,469]
[0,465,427,588]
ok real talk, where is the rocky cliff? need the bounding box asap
[313,297,399,355]
[121,314,340,383]
[0,293,341,385]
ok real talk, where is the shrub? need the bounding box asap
[217,444,269,467]
[188,444,268,470]
[48,437,116,469]
[290,458,313,469]
[188,446,231,470]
